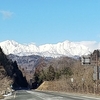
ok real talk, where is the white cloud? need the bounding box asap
[0,10,14,19]
[79,41,100,51]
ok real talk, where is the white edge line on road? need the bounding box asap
[80,95,100,100]
[13,92,16,99]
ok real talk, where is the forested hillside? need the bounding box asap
[0,47,28,96]
[34,56,95,94]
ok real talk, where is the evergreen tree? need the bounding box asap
[46,65,55,81]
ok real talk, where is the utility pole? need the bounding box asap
[96,50,99,93]
[92,50,99,94]
[81,50,100,94]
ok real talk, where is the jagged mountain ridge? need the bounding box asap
[0,40,91,57]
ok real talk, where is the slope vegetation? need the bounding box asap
[0,47,28,95]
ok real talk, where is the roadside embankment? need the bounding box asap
[37,81,100,98]
[37,80,70,92]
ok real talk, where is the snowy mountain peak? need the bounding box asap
[2,40,18,45]
[0,40,97,57]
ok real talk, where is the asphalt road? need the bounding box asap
[4,90,100,100]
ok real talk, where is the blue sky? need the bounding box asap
[0,0,100,45]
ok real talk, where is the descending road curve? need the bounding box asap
[4,90,100,100]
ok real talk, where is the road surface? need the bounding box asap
[4,90,100,100]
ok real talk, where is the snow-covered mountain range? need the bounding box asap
[0,40,99,57]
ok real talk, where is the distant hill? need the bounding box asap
[8,54,77,71]
[8,54,50,70]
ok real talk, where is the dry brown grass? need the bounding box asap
[0,77,12,95]
[37,79,71,92]
[0,95,4,99]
